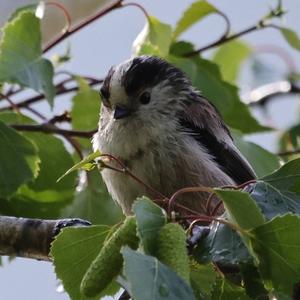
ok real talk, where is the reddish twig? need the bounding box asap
[121,2,150,20]
[43,0,123,53]
[99,154,167,200]
[45,2,72,31]
[168,186,213,217]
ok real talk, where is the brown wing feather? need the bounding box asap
[180,98,256,184]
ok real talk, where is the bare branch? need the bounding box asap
[242,80,300,106]
[184,22,269,56]
[10,123,96,138]
[0,78,102,111]
[0,216,90,261]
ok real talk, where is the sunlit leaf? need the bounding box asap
[133,16,172,57]
[280,27,300,52]
[0,10,55,106]
[213,40,252,83]
[57,150,101,182]
[173,0,218,39]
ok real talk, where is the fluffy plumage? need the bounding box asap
[93,56,255,215]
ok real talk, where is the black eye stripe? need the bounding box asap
[100,86,110,99]
[100,67,115,100]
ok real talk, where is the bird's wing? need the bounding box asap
[179,97,256,184]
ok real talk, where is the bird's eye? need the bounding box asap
[139,91,151,105]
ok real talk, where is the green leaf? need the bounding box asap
[71,78,100,149]
[215,189,265,230]
[233,132,280,177]
[133,16,172,57]
[16,133,76,202]
[263,157,300,196]
[132,197,166,255]
[0,121,39,197]
[57,150,101,182]
[250,181,300,220]
[211,278,251,300]
[239,263,268,299]
[173,0,218,39]
[0,194,70,219]
[121,247,196,300]
[190,262,216,300]
[193,221,252,265]
[250,214,300,296]
[63,169,122,225]
[51,225,119,300]
[280,27,300,52]
[0,10,55,106]
[168,56,268,133]
[279,123,300,154]
[213,40,252,83]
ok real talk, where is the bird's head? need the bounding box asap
[99,56,193,123]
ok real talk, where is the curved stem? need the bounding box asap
[45,2,72,32]
[121,2,150,20]
[43,0,123,53]
[168,186,213,216]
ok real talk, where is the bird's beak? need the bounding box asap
[114,105,131,120]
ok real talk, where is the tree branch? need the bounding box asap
[43,0,123,53]
[0,78,102,111]
[184,22,270,56]
[0,216,90,261]
[10,123,96,138]
[242,80,300,107]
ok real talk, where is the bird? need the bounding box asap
[93,55,256,216]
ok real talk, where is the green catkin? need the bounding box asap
[80,216,139,297]
[156,222,190,284]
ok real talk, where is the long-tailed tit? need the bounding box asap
[93,56,256,215]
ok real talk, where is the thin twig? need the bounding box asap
[100,154,167,200]
[121,2,150,20]
[168,186,213,216]
[184,21,271,56]
[43,0,123,53]
[10,123,96,138]
[0,79,102,111]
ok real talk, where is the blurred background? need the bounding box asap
[0,0,299,299]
